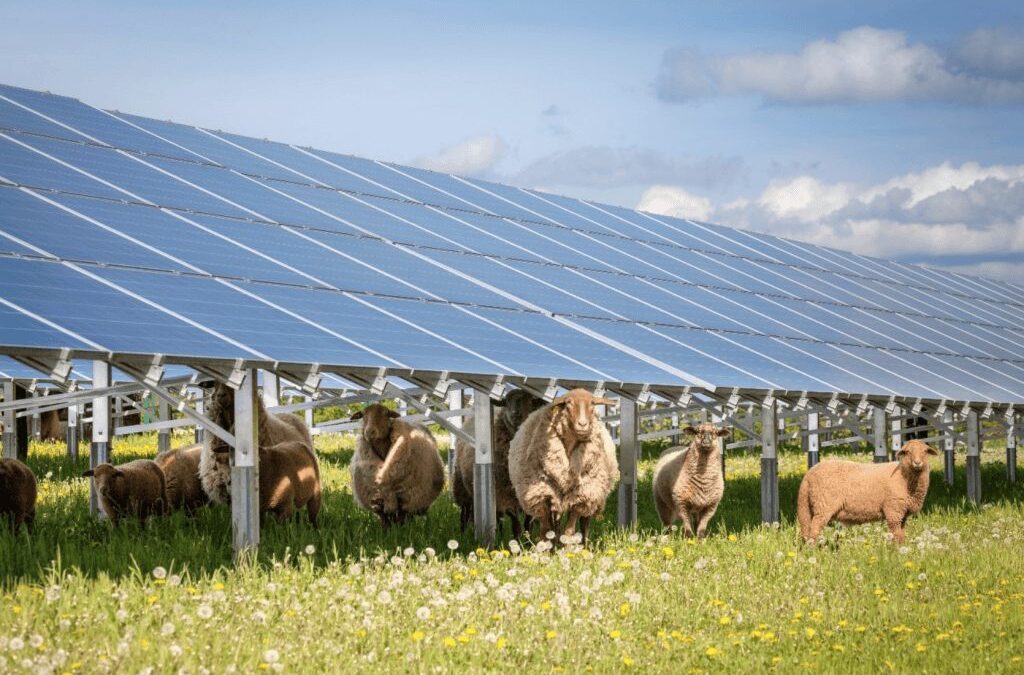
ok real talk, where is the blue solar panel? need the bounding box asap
[2,83,1022,403]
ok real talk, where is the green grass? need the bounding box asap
[1,433,1022,673]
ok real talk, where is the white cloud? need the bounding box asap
[658,26,1024,104]
[640,161,1024,283]
[637,185,713,221]
[413,135,508,177]
[956,27,1024,78]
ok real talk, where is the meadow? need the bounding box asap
[1,432,1022,673]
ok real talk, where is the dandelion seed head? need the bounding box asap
[152,567,167,580]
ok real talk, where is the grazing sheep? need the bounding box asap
[0,457,37,531]
[797,439,939,545]
[39,409,64,442]
[508,389,619,545]
[653,423,730,538]
[350,404,445,527]
[201,439,321,525]
[453,389,546,537]
[83,460,167,525]
[199,382,316,504]
[155,444,209,513]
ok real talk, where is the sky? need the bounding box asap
[2,0,1023,282]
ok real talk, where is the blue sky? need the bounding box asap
[2,0,1022,281]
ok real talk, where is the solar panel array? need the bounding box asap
[1,83,1022,403]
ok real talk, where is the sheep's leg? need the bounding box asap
[562,511,580,543]
[804,513,833,544]
[307,494,321,528]
[655,491,675,528]
[459,504,471,532]
[579,516,590,546]
[509,513,523,540]
[885,514,905,545]
[677,507,695,538]
[695,505,718,539]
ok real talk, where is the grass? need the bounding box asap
[1,432,1022,673]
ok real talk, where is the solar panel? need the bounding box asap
[1,83,1021,403]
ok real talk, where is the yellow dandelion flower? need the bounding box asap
[411,630,425,642]
[771,656,782,665]
[705,646,720,657]
[443,637,457,648]
[915,643,926,652]
[213,582,225,590]
[805,628,817,639]
[620,603,631,617]
[496,637,507,649]
[466,626,478,636]
[610,629,622,639]
[546,630,558,640]
[662,547,674,558]
[622,655,635,666]
[832,644,845,652]
[719,616,731,626]
[728,534,737,542]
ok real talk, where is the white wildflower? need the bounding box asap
[152,566,167,580]
[447,540,459,551]
[197,604,213,619]
[304,545,316,555]
[263,649,279,664]
[416,607,430,621]
[161,623,176,637]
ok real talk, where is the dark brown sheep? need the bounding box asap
[83,460,168,525]
[0,457,37,531]
[155,444,209,513]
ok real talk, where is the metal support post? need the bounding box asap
[1007,415,1017,485]
[90,361,112,516]
[447,388,464,478]
[303,395,313,432]
[890,406,902,461]
[873,406,889,463]
[194,389,205,444]
[943,409,955,486]
[233,369,260,558]
[761,400,779,524]
[262,372,280,408]
[966,409,981,505]
[472,391,496,547]
[157,399,171,453]
[712,409,726,477]
[67,403,80,460]
[1,381,18,460]
[806,411,820,468]
[617,397,639,527]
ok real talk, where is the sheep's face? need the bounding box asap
[495,389,546,432]
[683,423,730,453]
[897,439,938,473]
[82,463,126,503]
[351,404,399,455]
[552,389,616,442]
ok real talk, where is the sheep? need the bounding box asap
[350,403,445,527]
[82,459,167,525]
[0,457,37,531]
[155,444,209,513]
[199,382,316,504]
[205,439,322,525]
[452,389,546,537]
[39,409,64,442]
[797,439,939,545]
[652,423,730,538]
[508,389,619,545]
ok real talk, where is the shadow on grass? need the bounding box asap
[1,440,1021,586]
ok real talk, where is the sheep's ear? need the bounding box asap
[716,427,731,437]
[896,445,909,457]
[350,411,364,421]
[593,397,618,407]
[82,469,94,477]
[925,444,939,456]
[551,394,569,407]
[386,409,400,419]
[682,425,699,435]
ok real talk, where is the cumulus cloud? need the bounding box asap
[956,27,1024,78]
[413,135,508,177]
[638,161,1024,282]
[657,26,1024,104]
[512,146,744,190]
[637,185,714,221]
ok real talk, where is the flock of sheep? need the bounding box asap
[0,384,941,546]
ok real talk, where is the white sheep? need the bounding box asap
[452,389,546,538]
[797,439,939,544]
[652,422,730,538]
[350,403,445,526]
[508,389,619,544]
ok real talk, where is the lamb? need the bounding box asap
[0,457,37,531]
[508,389,619,545]
[82,460,168,525]
[155,444,209,513]
[653,423,730,538]
[452,389,546,537]
[797,439,939,545]
[350,404,445,526]
[205,439,322,524]
[198,382,316,505]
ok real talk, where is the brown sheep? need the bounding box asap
[199,382,316,504]
[508,389,619,545]
[83,460,168,525]
[350,404,445,527]
[653,423,730,538]
[155,444,209,513]
[39,409,64,442]
[453,389,546,538]
[0,457,37,531]
[797,439,939,545]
